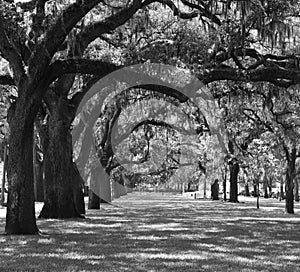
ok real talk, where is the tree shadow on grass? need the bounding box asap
[0,193,299,272]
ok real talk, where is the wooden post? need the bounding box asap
[1,144,7,205]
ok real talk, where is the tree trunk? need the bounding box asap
[203,176,207,199]
[1,144,7,205]
[33,141,44,202]
[211,179,219,200]
[112,173,127,199]
[229,160,239,202]
[285,176,294,213]
[223,179,226,201]
[72,163,85,214]
[253,184,258,197]
[88,189,100,209]
[263,179,268,198]
[39,103,82,219]
[285,147,296,214]
[222,167,227,201]
[112,181,120,199]
[279,180,284,201]
[294,178,299,202]
[5,116,39,234]
[268,184,272,198]
[88,164,112,207]
[245,182,250,196]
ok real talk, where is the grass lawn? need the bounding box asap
[0,192,300,272]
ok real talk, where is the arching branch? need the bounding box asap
[77,0,147,51]
[180,0,221,25]
[144,0,199,19]
[28,0,102,77]
[47,58,300,95]
[200,67,300,87]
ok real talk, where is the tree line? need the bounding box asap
[0,0,299,234]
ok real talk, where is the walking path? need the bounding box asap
[0,192,300,271]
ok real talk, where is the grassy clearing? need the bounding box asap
[0,193,300,272]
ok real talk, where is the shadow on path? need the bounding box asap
[0,193,300,272]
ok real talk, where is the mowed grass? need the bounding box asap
[0,192,300,272]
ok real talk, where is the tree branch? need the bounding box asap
[77,0,145,51]
[242,108,274,133]
[47,59,189,103]
[180,0,221,25]
[32,0,48,37]
[146,0,199,20]
[199,66,300,87]
[28,0,102,78]
[47,59,119,84]
[0,18,25,83]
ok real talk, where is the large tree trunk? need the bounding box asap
[5,115,39,234]
[229,160,239,202]
[39,99,82,219]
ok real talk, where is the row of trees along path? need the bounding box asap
[0,0,300,234]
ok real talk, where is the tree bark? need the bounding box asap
[72,163,85,214]
[39,98,82,218]
[1,144,7,205]
[5,115,39,234]
[211,179,219,200]
[229,160,239,202]
[285,147,296,214]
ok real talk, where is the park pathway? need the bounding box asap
[0,192,300,271]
